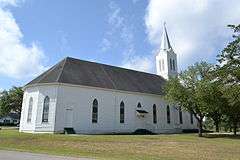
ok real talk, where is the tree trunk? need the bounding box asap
[215,121,219,132]
[233,123,237,136]
[198,119,203,137]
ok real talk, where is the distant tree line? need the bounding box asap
[165,24,240,137]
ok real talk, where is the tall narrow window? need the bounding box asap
[153,104,157,124]
[159,60,162,71]
[137,102,142,108]
[27,97,33,122]
[170,59,172,70]
[92,99,98,123]
[120,101,124,123]
[179,107,183,124]
[190,112,193,124]
[173,59,175,71]
[42,96,50,122]
[162,59,165,71]
[167,105,170,124]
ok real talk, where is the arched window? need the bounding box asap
[120,101,124,123]
[137,102,142,108]
[27,97,33,122]
[179,106,183,124]
[167,105,170,124]
[190,112,193,124]
[162,59,165,71]
[153,104,157,124]
[92,99,98,123]
[173,59,175,71]
[159,60,162,71]
[42,96,50,122]
[170,58,172,70]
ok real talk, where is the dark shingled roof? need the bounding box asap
[26,57,166,95]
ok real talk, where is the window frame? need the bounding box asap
[92,99,98,123]
[167,105,171,124]
[170,58,172,70]
[179,106,183,124]
[153,104,157,124]
[42,96,50,123]
[27,97,33,123]
[120,101,125,123]
[190,112,193,124]
[172,59,175,71]
[162,59,165,71]
[159,60,162,71]
[137,102,142,108]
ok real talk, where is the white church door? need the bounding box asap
[64,108,73,128]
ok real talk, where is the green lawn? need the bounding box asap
[0,129,240,160]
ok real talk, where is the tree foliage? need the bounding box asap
[165,24,240,136]
[0,86,23,117]
[165,62,213,137]
[216,24,240,135]
[0,90,11,117]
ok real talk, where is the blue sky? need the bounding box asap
[0,0,240,90]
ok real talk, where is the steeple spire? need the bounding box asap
[156,22,177,80]
[160,22,172,51]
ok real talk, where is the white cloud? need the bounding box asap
[0,0,19,7]
[108,2,124,29]
[121,55,154,73]
[0,0,47,79]
[145,0,240,69]
[100,38,111,52]
[101,1,154,73]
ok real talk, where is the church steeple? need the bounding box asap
[156,23,177,80]
[160,22,172,51]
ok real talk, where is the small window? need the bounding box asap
[170,58,172,70]
[167,105,170,124]
[173,59,175,71]
[159,60,162,71]
[92,99,98,123]
[137,102,142,108]
[42,96,50,123]
[179,107,183,124]
[153,104,157,124]
[120,101,124,123]
[190,112,193,124]
[27,97,33,122]
[162,59,165,71]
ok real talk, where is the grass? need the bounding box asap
[0,129,240,160]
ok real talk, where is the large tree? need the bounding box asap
[0,86,23,116]
[216,24,240,135]
[165,62,212,137]
[196,79,227,132]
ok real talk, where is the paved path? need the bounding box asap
[0,150,93,160]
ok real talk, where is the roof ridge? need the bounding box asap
[66,57,165,79]
[25,56,166,95]
[56,57,68,82]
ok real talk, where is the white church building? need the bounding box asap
[19,24,197,134]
